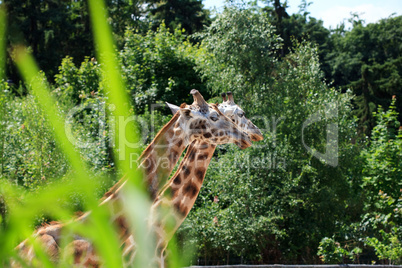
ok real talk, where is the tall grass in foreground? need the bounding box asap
[0,1,184,267]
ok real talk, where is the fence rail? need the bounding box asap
[188,265,402,268]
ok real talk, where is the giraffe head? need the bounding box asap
[167,89,252,149]
[218,92,263,141]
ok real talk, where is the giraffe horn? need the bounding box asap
[221,92,227,102]
[226,91,234,103]
[190,89,208,110]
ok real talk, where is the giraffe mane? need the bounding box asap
[101,112,182,201]
[209,103,226,117]
[139,111,181,160]
[40,221,60,227]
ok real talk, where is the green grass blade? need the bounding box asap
[87,0,141,179]
[10,45,126,267]
[87,1,158,267]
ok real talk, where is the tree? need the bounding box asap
[262,0,331,68]
[197,4,282,113]
[3,0,147,83]
[325,15,402,135]
[4,0,93,81]
[120,24,208,113]
[148,0,210,35]
[319,98,402,264]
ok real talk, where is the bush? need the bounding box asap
[121,24,208,114]
[0,78,68,190]
[318,97,402,264]
[54,56,101,109]
[360,98,402,264]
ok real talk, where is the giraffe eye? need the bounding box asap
[238,112,244,118]
[210,115,219,121]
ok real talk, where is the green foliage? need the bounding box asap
[121,24,207,113]
[325,15,402,134]
[4,0,148,82]
[263,0,331,64]
[320,98,402,264]
[5,0,94,81]
[362,98,402,206]
[366,228,402,264]
[148,0,210,35]
[317,236,363,264]
[198,5,282,110]
[105,0,149,45]
[0,78,67,190]
[0,69,113,190]
[317,237,348,264]
[1,1,402,265]
[54,56,101,108]
[360,99,402,263]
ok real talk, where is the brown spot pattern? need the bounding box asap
[195,168,206,183]
[170,187,178,198]
[203,132,212,138]
[115,216,130,239]
[176,139,183,147]
[197,154,209,161]
[173,175,181,185]
[184,182,198,198]
[199,142,209,149]
[183,165,191,176]
[169,149,179,163]
[174,202,188,216]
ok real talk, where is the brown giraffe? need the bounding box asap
[13,90,252,267]
[149,92,263,267]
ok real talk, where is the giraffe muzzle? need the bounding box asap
[235,140,252,149]
[250,133,264,142]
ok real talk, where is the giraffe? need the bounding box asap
[101,90,252,202]
[149,92,263,267]
[13,90,252,267]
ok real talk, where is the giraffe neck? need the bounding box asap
[93,112,189,266]
[161,141,215,220]
[149,140,216,262]
[101,112,188,203]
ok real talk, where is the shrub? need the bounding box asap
[120,24,208,114]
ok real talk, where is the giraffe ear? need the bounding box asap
[179,107,192,118]
[166,102,181,114]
